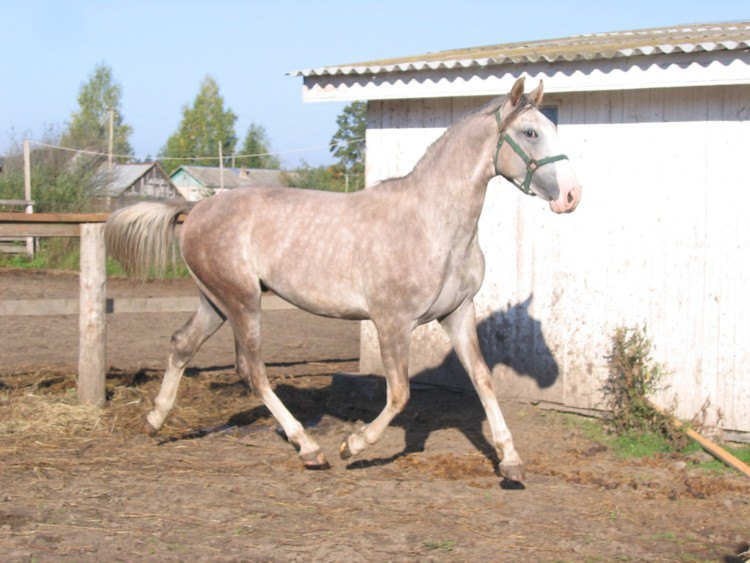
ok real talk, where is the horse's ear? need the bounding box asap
[529,80,544,106]
[509,77,525,106]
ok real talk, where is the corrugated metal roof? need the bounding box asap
[96,163,157,196]
[176,166,287,189]
[291,21,750,77]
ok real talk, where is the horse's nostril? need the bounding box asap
[567,190,575,204]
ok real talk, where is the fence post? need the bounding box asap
[78,223,107,407]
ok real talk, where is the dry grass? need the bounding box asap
[0,389,106,439]
[0,366,275,448]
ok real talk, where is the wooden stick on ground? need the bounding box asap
[651,402,750,478]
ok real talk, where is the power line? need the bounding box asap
[27,137,366,163]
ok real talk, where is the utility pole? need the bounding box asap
[107,108,114,174]
[218,142,224,193]
[23,140,34,255]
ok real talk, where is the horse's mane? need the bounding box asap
[405,94,508,178]
[368,92,531,189]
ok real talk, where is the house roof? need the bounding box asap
[291,21,750,77]
[96,163,162,197]
[172,166,287,189]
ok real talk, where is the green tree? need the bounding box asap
[159,75,237,173]
[282,162,345,192]
[329,101,366,191]
[236,123,280,169]
[61,63,133,159]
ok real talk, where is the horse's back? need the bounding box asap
[181,187,372,319]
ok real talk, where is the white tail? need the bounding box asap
[105,201,191,279]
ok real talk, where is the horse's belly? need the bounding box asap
[268,283,370,321]
[418,275,477,324]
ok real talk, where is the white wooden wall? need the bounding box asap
[361,85,750,434]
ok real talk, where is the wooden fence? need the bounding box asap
[0,212,293,407]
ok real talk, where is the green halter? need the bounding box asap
[493,107,569,197]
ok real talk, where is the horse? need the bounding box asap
[105,77,581,482]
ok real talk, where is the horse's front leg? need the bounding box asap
[440,300,525,482]
[340,322,411,459]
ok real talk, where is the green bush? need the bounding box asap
[603,325,689,451]
[1,134,100,213]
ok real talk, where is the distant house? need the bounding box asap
[170,165,288,201]
[95,162,182,210]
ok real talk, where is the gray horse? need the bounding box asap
[106,77,581,481]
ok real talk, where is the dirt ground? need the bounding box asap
[1,270,749,561]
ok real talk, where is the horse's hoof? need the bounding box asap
[499,461,526,483]
[143,416,159,437]
[339,439,353,460]
[301,450,330,471]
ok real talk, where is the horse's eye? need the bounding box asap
[524,129,538,139]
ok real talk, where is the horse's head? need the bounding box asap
[493,77,581,214]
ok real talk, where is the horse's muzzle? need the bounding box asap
[550,185,582,214]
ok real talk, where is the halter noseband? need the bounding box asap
[493,104,569,197]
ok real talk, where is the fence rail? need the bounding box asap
[0,199,36,206]
[0,295,293,316]
[0,211,265,407]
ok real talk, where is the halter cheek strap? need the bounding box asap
[493,109,569,197]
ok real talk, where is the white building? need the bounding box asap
[293,22,750,438]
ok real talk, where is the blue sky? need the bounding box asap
[1,0,747,167]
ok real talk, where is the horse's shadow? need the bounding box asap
[216,297,559,475]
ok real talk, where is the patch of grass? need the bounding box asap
[566,413,750,471]
[567,415,682,458]
[651,532,677,541]
[694,443,750,473]
[423,540,456,552]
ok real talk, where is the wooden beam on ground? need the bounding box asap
[77,223,107,408]
[675,419,750,479]
[650,401,750,478]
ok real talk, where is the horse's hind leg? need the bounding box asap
[440,300,524,481]
[145,293,225,435]
[232,306,329,470]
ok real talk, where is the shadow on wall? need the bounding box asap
[412,294,560,391]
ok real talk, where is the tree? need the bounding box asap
[236,123,280,169]
[282,162,345,192]
[159,75,237,173]
[329,101,366,191]
[61,63,133,160]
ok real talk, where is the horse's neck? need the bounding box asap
[404,114,496,241]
